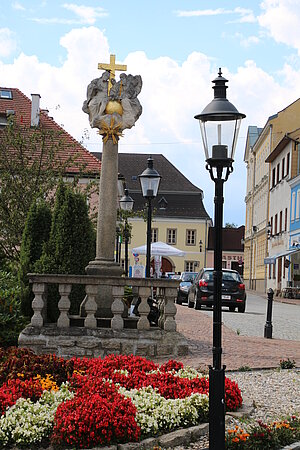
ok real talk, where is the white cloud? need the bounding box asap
[240,35,260,47]
[0,28,17,58]
[258,0,300,54]
[62,3,108,24]
[175,7,255,23]
[12,1,25,10]
[1,26,300,223]
[31,3,108,25]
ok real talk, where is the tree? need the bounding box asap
[18,199,52,317]
[35,181,96,320]
[225,223,238,228]
[0,118,87,264]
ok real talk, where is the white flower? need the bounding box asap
[0,382,73,447]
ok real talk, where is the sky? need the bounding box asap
[1,0,300,226]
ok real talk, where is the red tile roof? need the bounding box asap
[0,87,101,176]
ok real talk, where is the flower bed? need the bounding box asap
[225,417,300,449]
[0,347,242,449]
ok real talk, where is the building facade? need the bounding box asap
[93,153,212,275]
[244,99,300,293]
[206,226,245,276]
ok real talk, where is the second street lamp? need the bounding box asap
[119,189,134,276]
[194,68,245,450]
[139,156,161,278]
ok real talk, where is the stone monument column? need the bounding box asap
[83,54,142,318]
[87,138,120,273]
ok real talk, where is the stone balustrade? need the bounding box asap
[27,274,178,331]
[18,274,188,359]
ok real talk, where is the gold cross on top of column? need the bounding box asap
[98,54,127,94]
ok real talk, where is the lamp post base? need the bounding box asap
[209,365,225,450]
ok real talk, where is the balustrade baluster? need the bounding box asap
[111,286,124,329]
[164,287,177,331]
[31,283,47,327]
[137,286,151,330]
[57,284,72,328]
[84,284,97,328]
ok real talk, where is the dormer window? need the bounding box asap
[158,196,168,210]
[0,114,8,127]
[0,90,12,99]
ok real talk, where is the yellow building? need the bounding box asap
[244,98,300,292]
[94,153,212,275]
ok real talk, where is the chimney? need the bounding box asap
[31,94,41,127]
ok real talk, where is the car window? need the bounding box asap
[203,271,213,281]
[182,273,197,282]
[222,271,241,282]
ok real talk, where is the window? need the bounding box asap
[0,115,8,127]
[273,261,276,279]
[285,208,287,231]
[270,216,273,235]
[272,167,276,188]
[158,197,168,210]
[0,90,12,99]
[184,261,198,272]
[151,228,158,243]
[276,163,280,184]
[292,191,296,221]
[282,157,285,179]
[279,210,282,233]
[274,214,278,234]
[186,229,196,246]
[167,228,177,245]
[286,152,290,177]
[297,190,300,220]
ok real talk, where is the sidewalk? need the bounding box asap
[156,304,300,371]
[248,288,300,306]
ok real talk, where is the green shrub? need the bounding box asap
[279,358,296,369]
[35,181,96,321]
[0,271,28,347]
[18,200,52,317]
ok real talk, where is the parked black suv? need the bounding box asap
[187,268,246,313]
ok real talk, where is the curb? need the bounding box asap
[281,444,300,450]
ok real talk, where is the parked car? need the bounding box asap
[176,272,198,305]
[187,268,246,313]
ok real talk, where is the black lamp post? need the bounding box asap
[119,189,134,276]
[194,68,245,450]
[139,156,161,278]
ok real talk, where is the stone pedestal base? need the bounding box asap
[18,325,189,359]
[82,260,124,318]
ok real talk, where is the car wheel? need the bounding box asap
[187,292,194,308]
[229,306,235,312]
[238,303,246,313]
[194,298,202,310]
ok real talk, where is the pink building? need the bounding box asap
[206,226,244,276]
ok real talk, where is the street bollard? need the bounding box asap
[264,288,274,339]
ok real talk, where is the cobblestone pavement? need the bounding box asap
[157,292,300,370]
[200,291,300,341]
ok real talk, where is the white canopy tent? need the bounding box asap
[132,241,186,257]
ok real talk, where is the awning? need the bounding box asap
[264,247,300,264]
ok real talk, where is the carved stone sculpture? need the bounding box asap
[83,71,142,137]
